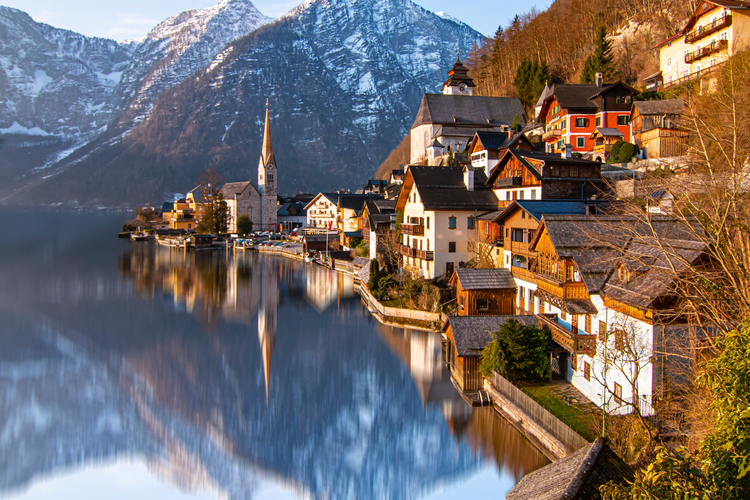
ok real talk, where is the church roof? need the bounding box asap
[219,181,259,199]
[411,94,526,130]
[442,55,476,91]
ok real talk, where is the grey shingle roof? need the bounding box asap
[487,149,603,185]
[595,127,624,138]
[506,437,633,500]
[408,166,499,211]
[449,315,539,357]
[633,98,683,115]
[220,181,258,198]
[474,131,512,150]
[546,84,600,110]
[411,94,526,129]
[339,194,383,211]
[494,200,618,224]
[454,268,516,290]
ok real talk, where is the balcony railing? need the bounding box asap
[537,314,597,355]
[542,129,562,142]
[661,65,719,90]
[685,14,731,44]
[399,244,416,258]
[494,176,523,188]
[685,39,728,64]
[415,249,434,261]
[401,223,424,236]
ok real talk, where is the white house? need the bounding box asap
[304,193,339,230]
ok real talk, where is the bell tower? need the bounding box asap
[258,99,278,231]
[441,49,475,96]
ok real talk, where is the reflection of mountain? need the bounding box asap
[1,221,523,499]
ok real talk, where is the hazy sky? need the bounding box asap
[0,0,553,41]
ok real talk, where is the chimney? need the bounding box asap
[463,166,474,191]
[561,143,572,159]
[596,72,603,88]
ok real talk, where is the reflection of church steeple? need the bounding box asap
[258,265,277,404]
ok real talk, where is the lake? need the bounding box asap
[0,210,548,499]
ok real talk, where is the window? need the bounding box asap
[561,310,567,321]
[426,239,430,251]
[571,353,578,371]
[506,191,511,200]
[512,255,528,269]
[505,227,509,238]
[575,118,587,128]
[426,217,430,229]
[721,31,728,41]
[666,57,672,67]
[448,241,456,253]
[617,115,630,126]
[571,314,578,333]
[467,217,474,229]
[519,191,524,200]
[599,320,607,341]
[449,216,456,229]
[614,328,626,352]
[561,119,567,129]
[477,298,489,311]
[268,173,274,182]
[595,116,601,127]
[585,314,591,333]
[531,189,537,199]
[484,221,489,235]
[521,211,526,219]
[577,136,585,148]
[613,382,623,404]
[584,362,591,381]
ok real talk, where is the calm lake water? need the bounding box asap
[0,210,548,499]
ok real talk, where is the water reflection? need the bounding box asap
[0,212,548,500]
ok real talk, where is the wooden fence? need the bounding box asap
[359,284,441,323]
[489,372,589,451]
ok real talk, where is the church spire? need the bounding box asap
[261,98,275,165]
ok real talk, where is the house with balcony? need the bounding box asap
[361,199,397,260]
[538,78,638,157]
[485,149,605,207]
[589,128,624,163]
[395,166,499,279]
[410,58,526,165]
[304,193,339,230]
[630,100,688,159]
[468,131,535,177]
[654,1,750,90]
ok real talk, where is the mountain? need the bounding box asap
[0,0,483,207]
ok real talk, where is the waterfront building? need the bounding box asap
[395,165,499,279]
[361,199,397,260]
[336,193,383,247]
[220,181,262,233]
[409,57,526,165]
[450,268,517,316]
[304,193,339,230]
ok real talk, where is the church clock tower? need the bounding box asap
[258,99,278,231]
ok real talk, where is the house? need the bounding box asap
[589,128,624,162]
[395,166,499,279]
[450,268,517,316]
[304,193,339,230]
[361,199,397,260]
[389,168,405,185]
[276,200,307,232]
[361,179,388,194]
[654,1,750,90]
[468,131,535,177]
[485,149,605,207]
[337,193,384,247]
[645,189,675,214]
[219,181,262,233]
[506,437,633,500]
[444,315,539,391]
[630,100,687,159]
[410,57,526,165]
[538,78,638,157]
[166,197,198,230]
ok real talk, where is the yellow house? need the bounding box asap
[651,1,750,90]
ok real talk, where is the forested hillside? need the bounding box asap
[465,0,694,112]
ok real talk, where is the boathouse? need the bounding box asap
[444,315,538,391]
[450,268,517,316]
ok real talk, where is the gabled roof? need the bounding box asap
[339,193,383,212]
[472,131,511,150]
[451,268,516,290]
[507,437,633,500]
[396,166,499,211]
[411,94,526,129]
[448,315,539,357]
[540,84,600,116]
[442,55,476,91]
[277,201,306,217]
[364,199,396,228]
[487,149,603,186]
[588,81,639,99]
[303,192,340,211]
[683,1,750,34]
[591,127,624,139]
[633,99,683,116]
[219,181,258,199]
[187,185,207,203]
[535,82,553,109]
[493,200,618,225]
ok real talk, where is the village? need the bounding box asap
[121,1,750,496]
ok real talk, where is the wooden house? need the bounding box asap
[444,315,539,391]
[450,268,517,316]
[468,131,535,177]
[506,437,633,500]
[485,149,605,207]
[630,100,687,159]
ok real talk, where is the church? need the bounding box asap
[221,99,278,232]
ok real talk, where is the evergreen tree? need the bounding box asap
[479,319,551,382]
[446,146,455,167]
[580,26,615,84]
[513,59,551,109]
[236,214,253,235]
[511,114,523,134]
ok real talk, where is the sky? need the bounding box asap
[0,0,553,41]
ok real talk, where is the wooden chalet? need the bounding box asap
[630,99,687,159]
[506,437,633,500]
[468,131,535,177]
[444,315,539,391]
[486,149,605,208]
[450,268,516,316]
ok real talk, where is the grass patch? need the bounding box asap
[521,385,600,442]
[380,298,405,308]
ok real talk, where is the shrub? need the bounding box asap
[479,319,551,382]
[236,214,252,235]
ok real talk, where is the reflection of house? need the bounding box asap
[506,437,633,500]
[486,149,604,207]
[410,57,526,165]
[450,268,516,316]
[653,2,750,90]
[396,166,499,279]
[304,265,354,312]
[630,100,687,159]
[445,315,539,391]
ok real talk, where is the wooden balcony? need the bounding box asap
[542,129,562,142]
[494,176,523,188]
[399,244,416,258]
[685,14,731,44]
[685,39,728,64]
[415,249,434,261]
[538,314,597,355]
[401,223,424,236]
[537,277,589,300]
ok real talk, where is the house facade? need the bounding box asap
[220,181,262,233]
[630,100,688,159]
[450,268,517,316]
[304,193,339,230]
[468,131,535,177]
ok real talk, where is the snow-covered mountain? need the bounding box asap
[112,0,273,129]
[0,0,483,206]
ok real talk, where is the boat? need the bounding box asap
[130,232,151,242]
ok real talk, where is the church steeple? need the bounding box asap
[441,49,475,95]
[261,98,275,166]
[258,98,278,231]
